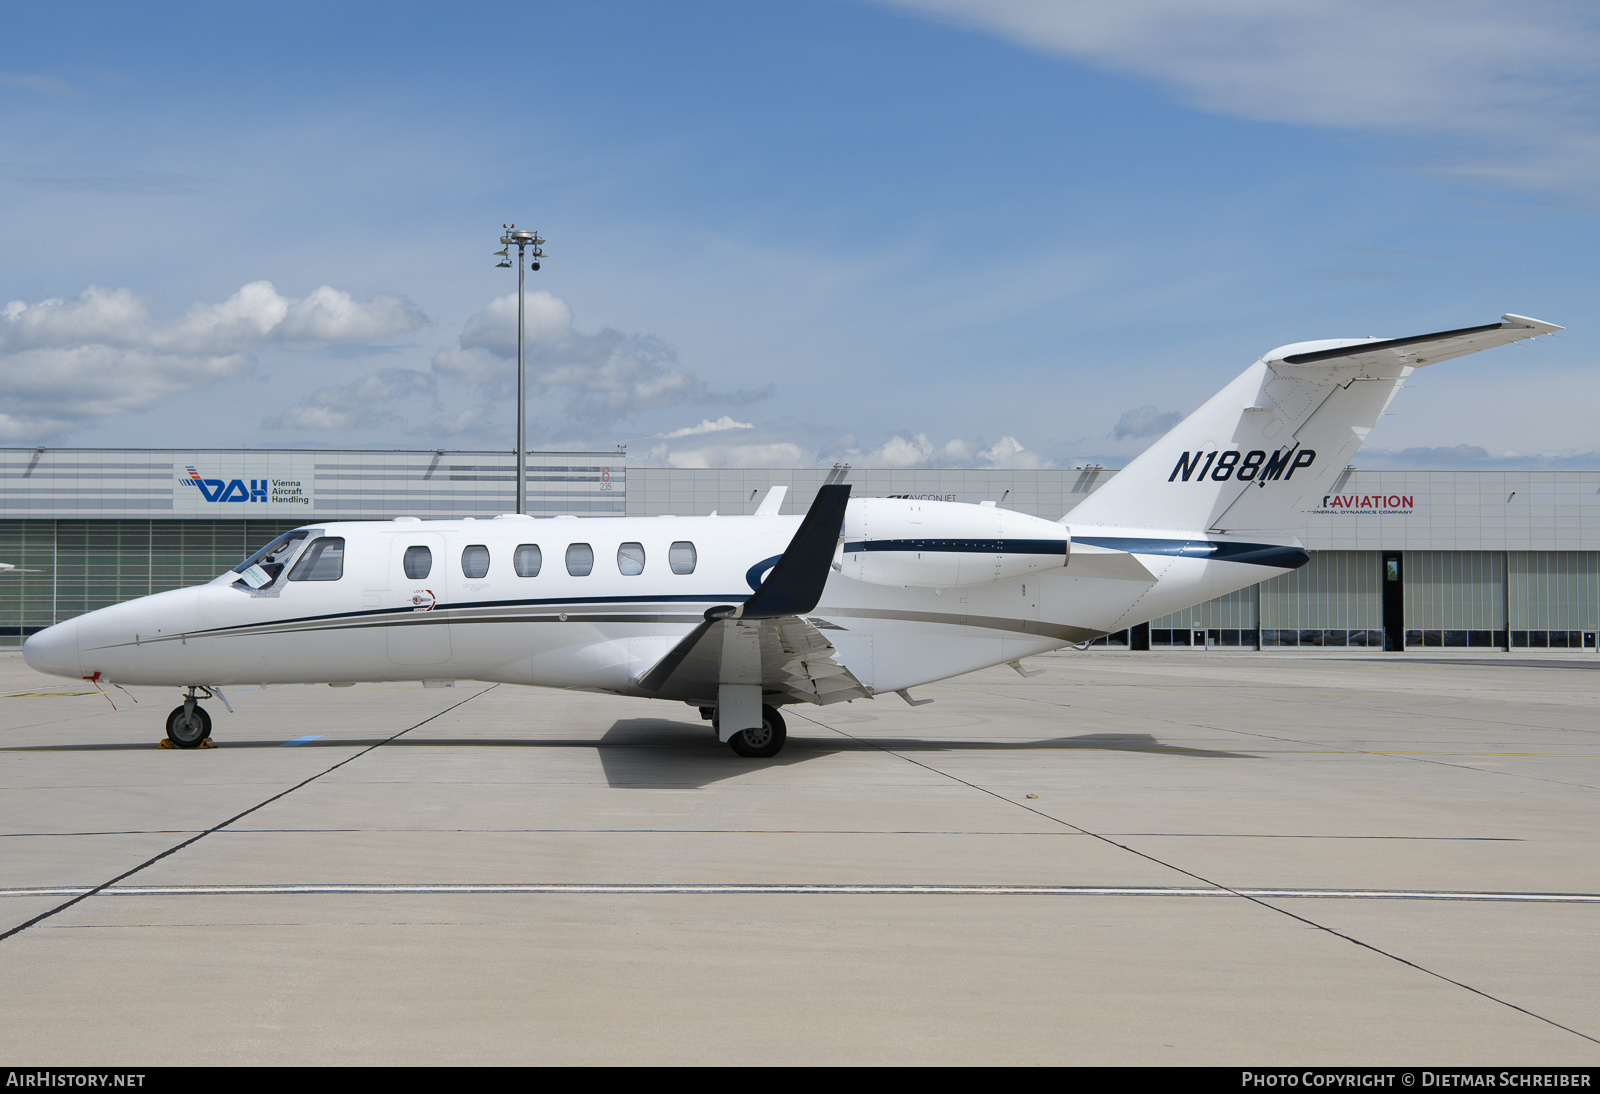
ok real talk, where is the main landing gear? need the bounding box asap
[164,686,215,749]
[713,703,787,759]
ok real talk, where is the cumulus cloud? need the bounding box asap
[0,281,424,441]
[883,0,1600,193]
[630,418,1060,469]
[1112,404,1184,440]
[655,416,755,439]
[263,368,434,431]
[659,442,809,469]
[851,431,1052,469]
[429,291,766,427]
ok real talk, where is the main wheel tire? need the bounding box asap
[728,704,786,758]
[165,704,211,749]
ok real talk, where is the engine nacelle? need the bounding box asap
[838,498,1070,588]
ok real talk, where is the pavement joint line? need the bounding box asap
[0,684,499,946]
[2,884,1599,901]
[0,829,1531,839]
[793,708,1600,1048]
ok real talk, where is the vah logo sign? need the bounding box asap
[172,458,316,512]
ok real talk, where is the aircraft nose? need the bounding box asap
[23,619,81,680]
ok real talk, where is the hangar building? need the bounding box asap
[1,448,1595,653]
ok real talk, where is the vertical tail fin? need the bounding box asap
[1066,314,1560,534]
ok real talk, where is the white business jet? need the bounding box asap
[23,314,1560,755]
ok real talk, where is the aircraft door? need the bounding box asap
[386,533,452,665]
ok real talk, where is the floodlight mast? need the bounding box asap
[496,224,546,515]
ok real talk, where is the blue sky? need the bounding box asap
[2,0,1596,469]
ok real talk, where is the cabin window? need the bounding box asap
[232,529,309,588]
[403,545,432,580]
[461,544,490,579]
[566,543,594,576]
[617,542,645,576]
[287,537,346,581]
[669,541,697,575]
[514,544,542,577]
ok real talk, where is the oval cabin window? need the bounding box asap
[461,544,490,579]
[514,544,542,577]
[617,542,645,576]
[403,545,432,580]
[669,541,697,575]
[566,543,594,577]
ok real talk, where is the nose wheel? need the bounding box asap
[165,698,212,749]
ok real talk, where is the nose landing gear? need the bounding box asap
[164,686,215,749]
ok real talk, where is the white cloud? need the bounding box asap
[1112,404,1184,440]
[430,291,763,427]
[264,368,434,431]
[457,290,573,356]
[662,442,808,469]
[852,430,1052,469]
[882,0,1600,192]
[866,432,936,468]
[655,416,755,439]
[976,435,1050,468]
[0,281,423,441]
[278,285,427,342]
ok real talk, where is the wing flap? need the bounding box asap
[634,614,871,705]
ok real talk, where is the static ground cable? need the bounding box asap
[0,684,497,945]
[796,709,1600,1048]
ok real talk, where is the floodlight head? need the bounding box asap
[530,261,540,271]
[494,246,509,257]
[496,258,512,268]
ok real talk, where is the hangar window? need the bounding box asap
[566,543,594,577]
[287,537,345,581]
[669,541,696,575]
[461,544,490,579]
[514,544,542,578]
[617,542,645,576]
[403,545,432,580]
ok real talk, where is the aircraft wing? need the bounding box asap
[1276,313,1561,371]
[634,483,871,705]
[635,613,871,706]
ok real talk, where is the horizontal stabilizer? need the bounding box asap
[1275,314,1561,372]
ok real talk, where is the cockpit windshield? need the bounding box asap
[231,530,311,590]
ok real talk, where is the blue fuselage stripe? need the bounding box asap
[842,539,1068,555]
